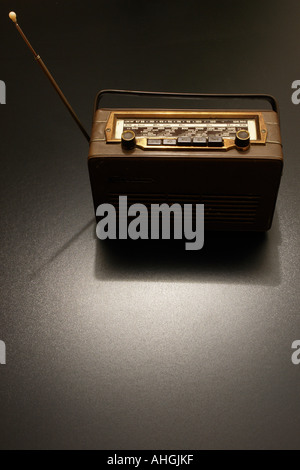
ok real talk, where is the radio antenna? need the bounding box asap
[9,11,90,142]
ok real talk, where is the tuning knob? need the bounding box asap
[235,129,250,150]
[121,130,136,150]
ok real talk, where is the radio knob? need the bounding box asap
[121,130,136,150]
[235,130,250,150]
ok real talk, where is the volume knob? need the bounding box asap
[235,130,250,150]
[121,130,136,150]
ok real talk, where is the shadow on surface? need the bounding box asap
[94,213,282,286]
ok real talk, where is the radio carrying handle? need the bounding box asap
[94,89,279,116]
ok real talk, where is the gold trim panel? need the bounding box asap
[104,110,267,150]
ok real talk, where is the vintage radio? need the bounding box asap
[9,12,283,233]
[89,90,282,231]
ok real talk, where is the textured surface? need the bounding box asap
[0,0,300,450]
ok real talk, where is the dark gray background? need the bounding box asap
[0,0,299,450]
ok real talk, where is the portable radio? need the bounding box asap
[89,90,282,231]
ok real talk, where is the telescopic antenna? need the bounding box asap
[8,11,90,142]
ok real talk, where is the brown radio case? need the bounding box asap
[88,91,283,231]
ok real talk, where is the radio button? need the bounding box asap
[208,136,224,147]
[147,139,162,145]
[177,136,192,145]
[163,139,177,145]
[192,137,207,146]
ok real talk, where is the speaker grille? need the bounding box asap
[107,193,261,224]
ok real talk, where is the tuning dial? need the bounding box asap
[121,130,136,150]
[235,130,250,150]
